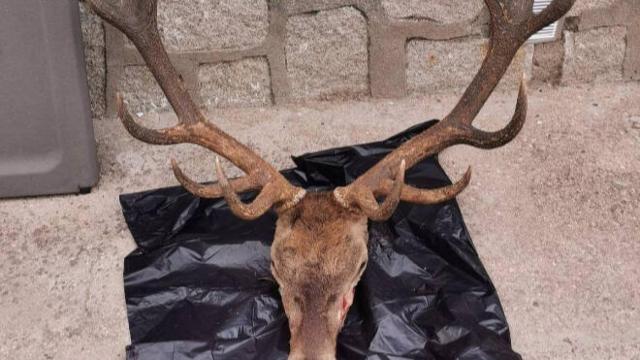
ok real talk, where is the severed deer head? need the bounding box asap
[88,0,575,358]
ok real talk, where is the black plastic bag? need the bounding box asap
[120,120,521,360]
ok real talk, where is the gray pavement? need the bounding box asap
[1,82,638,359]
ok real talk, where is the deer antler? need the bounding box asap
[335,0,575,220]
[88,0,305,219]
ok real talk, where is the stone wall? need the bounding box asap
[533,0,639,85]
[79,0,640,118]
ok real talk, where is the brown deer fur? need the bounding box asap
[272,193,368,359]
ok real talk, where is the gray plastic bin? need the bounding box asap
[0,1,99,198]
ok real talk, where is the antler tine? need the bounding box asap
[213,157,282,220]
[335,160,406,221]
[337,0,575,217]
[378,167,472,204]
[458,77,528,149]
[171,159,259,199]
[117,95,189,145]
[89,0,304,218]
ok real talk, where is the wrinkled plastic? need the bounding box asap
[120,121,521,360]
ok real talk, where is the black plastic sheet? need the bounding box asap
[120,121,522,360]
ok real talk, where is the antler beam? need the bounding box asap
[336,0,575,219]
[89,0,305,219]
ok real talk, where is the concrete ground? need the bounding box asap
[0,82,638,359]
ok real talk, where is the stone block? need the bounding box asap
[120,66,170,114]
[79,2,106,119]
[125,0,269,52]
[199,57,272,108]
[407,37,527,95]
[382,0,484,23]
[285,7,369,101]
[567,0,617,17]
[562,27,626,83]
[532,39,565,84]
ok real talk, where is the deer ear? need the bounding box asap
[339,288,355,322]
